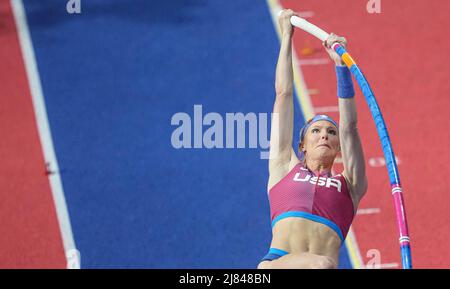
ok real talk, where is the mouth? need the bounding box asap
[317,144,331,149]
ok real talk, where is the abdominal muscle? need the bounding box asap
[269,217,342,264]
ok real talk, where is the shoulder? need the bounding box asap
[267,150,301,191]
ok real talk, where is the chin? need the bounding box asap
[316,151,336,160]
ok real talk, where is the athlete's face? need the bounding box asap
[300,121,340,161]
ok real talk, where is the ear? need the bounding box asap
[299,142,306,152]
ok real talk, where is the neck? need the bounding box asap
[305,158,333,175]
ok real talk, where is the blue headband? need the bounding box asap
[299,114,339,143]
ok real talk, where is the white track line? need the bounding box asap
[380,263,400,269]
[297,11,315,18]
[298,58,330,66]
[357,208,381,215]
[11,0,79,269]
[366,263,399,269]
[314,106,339,113]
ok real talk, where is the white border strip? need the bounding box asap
[11,0,79,269]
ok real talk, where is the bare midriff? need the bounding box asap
[270,217,342,264]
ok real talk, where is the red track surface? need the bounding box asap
[0,0,65,268]
[281,0,450,268]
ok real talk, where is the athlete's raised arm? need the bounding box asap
[268,9,299,180]
[324,34,368,202]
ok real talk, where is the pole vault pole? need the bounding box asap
[283,11,412,269]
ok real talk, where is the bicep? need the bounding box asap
[269,94,294,166]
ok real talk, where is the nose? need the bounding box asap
[320,131,328,140]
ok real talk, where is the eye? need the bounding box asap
[312,128,319,133]
[328,129,337,135]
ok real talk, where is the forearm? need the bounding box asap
[339,97,358,130]
[337,65,367,190]
[338,85,367,189]
[275,34,294,96]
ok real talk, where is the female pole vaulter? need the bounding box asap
[258,9,368,269]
